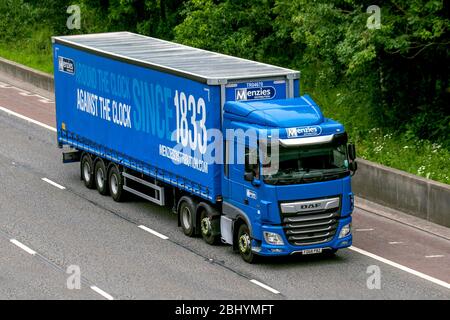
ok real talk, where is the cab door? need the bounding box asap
[224,140,261,222]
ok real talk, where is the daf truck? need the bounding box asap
[52,32,357,263]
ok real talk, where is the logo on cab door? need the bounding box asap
[235,86,276,101]
[286,125,322,138]
[246,189,257,200]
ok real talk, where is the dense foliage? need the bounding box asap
[0,0,449,182]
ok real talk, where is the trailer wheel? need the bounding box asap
[178,197,196,237]
[237,223,258,263]
[199,207,220,245]
[94,159,109,195]
[108,165,125,202]
[81,154,95,189]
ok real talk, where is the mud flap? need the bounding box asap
[220,216,233,245]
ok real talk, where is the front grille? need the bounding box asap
[280,197,341,246]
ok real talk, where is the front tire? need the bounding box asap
[237,224,258,263]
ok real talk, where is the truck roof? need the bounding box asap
[224,97,345,140]
[52,32,300,85]
[224,96,325,128]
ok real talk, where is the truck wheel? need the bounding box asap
[237,224,258,263]
[81,154,95,189]
[108,165,125,202]
[179,197,196,237]
[199,208,220,245]
[94,160,109,195]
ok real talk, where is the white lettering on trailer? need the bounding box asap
[159,144,208,174]
[76,88,132,129]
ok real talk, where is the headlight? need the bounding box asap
[339,223,351,238]
[339,223,352,239]
[263,232,284,245]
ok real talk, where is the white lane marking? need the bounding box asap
[90,286,114,300]
[138,225,169,240]
[350,246,450,290]
[388,241,404,245]
[355,228,374,232]
[42,178,66,190]
[425,255,445,258]
[10,239,36,255]
[250,279,280,295]
[0,106,56,132]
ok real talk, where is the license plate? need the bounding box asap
[301,248,322,255]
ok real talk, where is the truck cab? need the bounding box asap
[221,95,357,262]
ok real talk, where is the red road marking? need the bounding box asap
[353,209,450,283]
[0,85,55,128]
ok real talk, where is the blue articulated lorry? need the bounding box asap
[52,32,357,263]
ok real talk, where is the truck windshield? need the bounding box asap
[263,135,349,185]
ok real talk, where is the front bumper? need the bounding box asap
[252,216,352,256]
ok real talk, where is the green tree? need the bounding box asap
[175,0,450,146]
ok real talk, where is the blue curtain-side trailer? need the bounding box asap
[52,32,356,263]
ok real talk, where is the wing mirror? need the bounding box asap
[349,161,358,173]
[244,171,261,186]
[244,171,254,182]
[348,143,356,161]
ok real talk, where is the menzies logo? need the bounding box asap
[58,56,75,75]
[286,125,322,138]
[235,86,276,101]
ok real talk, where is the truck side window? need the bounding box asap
[245,146,260,179]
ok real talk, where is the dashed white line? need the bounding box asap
[425,255,445,258]
[350,246,450,290]
[250,279,280,295]
[42,178,66,190]
[90,286,114,300]
[355,228,374,232]
[388,241,404,245]
[10,239,36,255]
[0,106,56,132]
[138,225,169,240]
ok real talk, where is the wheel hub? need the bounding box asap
[182,207,191,229]
[83,162,91,181]
[239,233,251,254]
[110,174,118,195]
[201,217,211,236]
[96,168,104,188]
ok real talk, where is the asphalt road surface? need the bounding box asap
[0,78,449,300]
